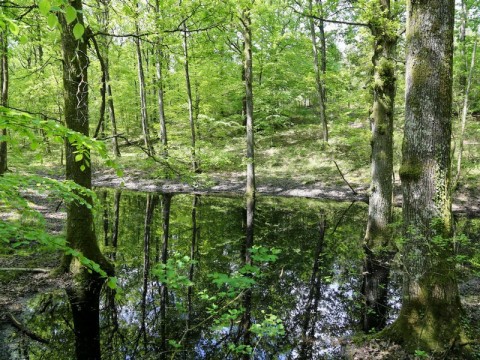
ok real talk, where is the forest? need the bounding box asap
[0,0,480,359]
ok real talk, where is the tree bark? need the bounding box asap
[361,0,396,333]
[387,1,467,353]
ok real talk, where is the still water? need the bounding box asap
[8,190,403,359]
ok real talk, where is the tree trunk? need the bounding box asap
[0,31,8,175]
[241,9,255,357]
[59,1,113,359]
[155,43,168,158]
[308,0,328,142]
[182,24,198,173]
[91,1,121,157]
[361,0,396,333]
[135,21,154,156]
[243,9,255,202]
[455,36,477,189]
[387,1,467,353]
[458,0,468,90]
[105,60,121,157]
[152,0,168,159]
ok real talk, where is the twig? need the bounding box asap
[332,160,357,195]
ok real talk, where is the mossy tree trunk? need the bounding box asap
[59,2,113,359]
[361,0,396,333]
[388,1,466,353]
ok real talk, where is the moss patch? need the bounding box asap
[399,158,423,182]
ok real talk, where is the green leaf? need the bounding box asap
[38,0,51,16]
[72,23,84,40]
[75,153,83,162]
[106,277,118,290]
[80,164,86,171]
[19,35,28,44]
[65,5,77,24]
[8,21,19,36]
[47,13,58,28]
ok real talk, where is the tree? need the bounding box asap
[0,29,8,175]
[153,0,168,159]
[241,3,255,356]
[361,0,397,332]
[182,17,199,172]
[134,4,154,157]
[307,0,328,142]
[58,1,113,358]
[387,1,467,353]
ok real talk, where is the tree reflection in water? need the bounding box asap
[11,191,409,359]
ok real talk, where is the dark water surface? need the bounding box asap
[8,190,401,359]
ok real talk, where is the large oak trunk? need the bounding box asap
[386,1,467,353]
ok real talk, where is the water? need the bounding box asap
[7,190,391,359]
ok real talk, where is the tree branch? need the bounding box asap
[333,160,358,195]
[6,313,50,344]
[3,106,61,123]
[291,6,369,28]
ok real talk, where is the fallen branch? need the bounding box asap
[0,268,51,273]
[7,313,50,344]
[333,160,357,195]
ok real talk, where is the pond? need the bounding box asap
[5,189,478,359]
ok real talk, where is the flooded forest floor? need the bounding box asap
[1,170,480,359]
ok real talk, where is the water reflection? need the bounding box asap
[11,191,389,359]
